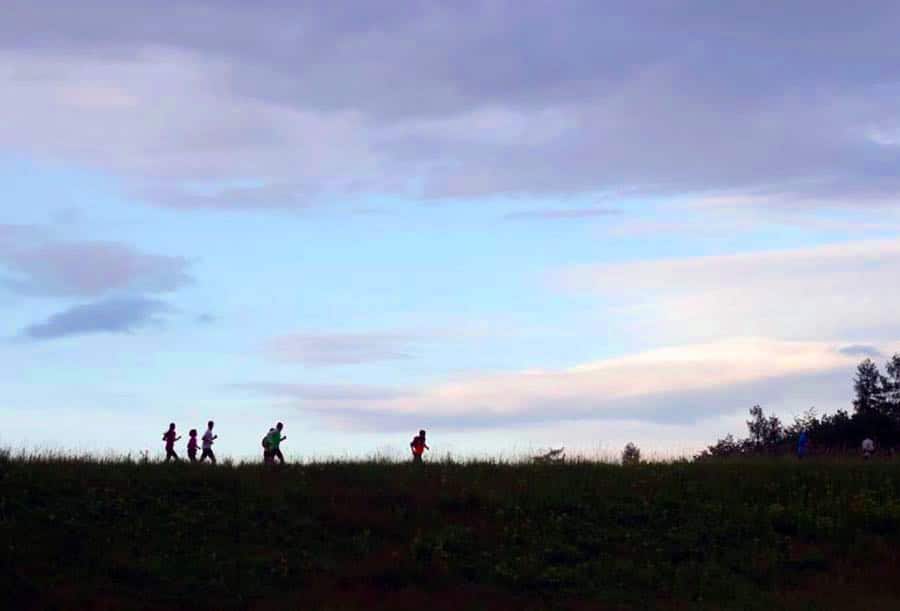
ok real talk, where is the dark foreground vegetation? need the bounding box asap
[3,455,900,610]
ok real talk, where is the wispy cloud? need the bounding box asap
[21,297,171,340]
[839,344,883,358]
[263,332,418,366]
[555,238,900,343]
[503,208,622,221]
[0,224,191,298]
[232,383,410,402]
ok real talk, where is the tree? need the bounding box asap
[695,434,746,460]
[787,407,819,436]
[622,442,641,465]
[883,353,900,419]
[746,405,784,451]
[853,358,885,416]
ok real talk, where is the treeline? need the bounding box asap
[697,354,900,459]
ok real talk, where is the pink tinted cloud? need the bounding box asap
[0,226,190,298]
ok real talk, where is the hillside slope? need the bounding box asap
[2,458,900,610]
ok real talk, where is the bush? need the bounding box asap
[622,442,641,465]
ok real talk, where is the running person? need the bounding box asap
[162,423,181,462]
[796,431,809,460]
[186,429,199,463]
[410,429,429,463]
[262,428,275,464]
[862,437,875,460]
[201,421,217,464]
[267,422,287,464]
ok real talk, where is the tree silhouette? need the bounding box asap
[853,358,885,416]
[622,443,642,465]
[746,405,784,450]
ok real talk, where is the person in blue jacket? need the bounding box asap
[797,431,809,459]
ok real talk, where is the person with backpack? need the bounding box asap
[162,423,181,462]
[262,428,275,464]
[410,429,429,463]
[267,422,287,465]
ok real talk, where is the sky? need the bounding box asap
[3,1,900,460]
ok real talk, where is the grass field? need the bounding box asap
[2,454,900,610]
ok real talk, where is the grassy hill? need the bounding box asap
[2,454,900,610]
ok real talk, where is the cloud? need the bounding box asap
[232,383,410,402]
[839,344,883,359]
[555,239,900,343]
[1,2,900,208]
[503,208,622,221]
[264,332,417,366]
[21,296,171,340]
[286,338,868,431]
[0,224,191,298]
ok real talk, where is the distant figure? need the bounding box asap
[262,427,275,464]
[410,429,429,463]
[201,421,218,464]
[162,423,181,462]
[267,422,287,464]
[797,431,809,460]
[186,429,199,463]
[862,437,875,460]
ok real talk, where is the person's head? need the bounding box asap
[207,420,214,430]
[169,422,175,431]
[276,422,283,432]
[189,429,197,437]
[419,429,426,438]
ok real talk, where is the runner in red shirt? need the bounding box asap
[410,430,429,463]
[162,423,181,462]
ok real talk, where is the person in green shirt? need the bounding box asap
[267,422,287,464]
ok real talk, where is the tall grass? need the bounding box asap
[2,451,899,610]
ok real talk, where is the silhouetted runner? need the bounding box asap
[797,431,809,459]
[862,437,875,460]
[162,423,181,462]
[186,429,199,463]
[410,429,429,463]
[201,421,217,464]
[267,422,287,464]
[262,428,275,464]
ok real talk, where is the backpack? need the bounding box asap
[262,435,271,449]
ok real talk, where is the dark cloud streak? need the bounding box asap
[21,296,171,340]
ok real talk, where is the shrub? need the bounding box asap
[622,442,641,465]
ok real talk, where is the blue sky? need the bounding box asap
[2,2,900,459]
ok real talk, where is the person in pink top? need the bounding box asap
[162,423,181,462]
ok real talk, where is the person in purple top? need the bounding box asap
[162,423,181,462]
